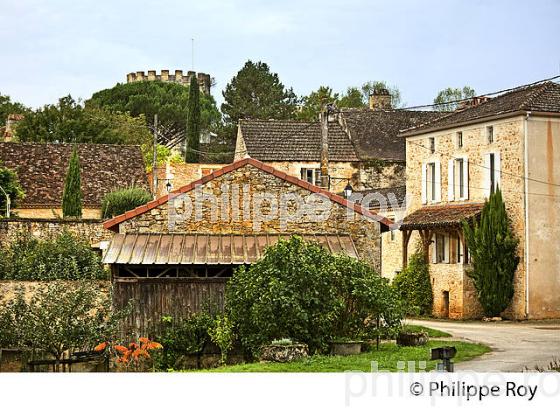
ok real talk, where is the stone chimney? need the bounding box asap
[3,114,24,142]
[369,88,392,110]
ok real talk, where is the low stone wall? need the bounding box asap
[0,218,113,247]
[0,280,110,305]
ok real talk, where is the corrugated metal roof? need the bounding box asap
[103,233,360,265]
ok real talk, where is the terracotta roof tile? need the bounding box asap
[0,142,148,209]
[401,203,484,230]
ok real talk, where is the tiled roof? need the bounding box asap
[103,157,393,231]
[0,142,149,209]
[402,81,560,136]
[400,203,484,230]
[338,109,445,161]
[238,119,359,162]
[355,185,407,210]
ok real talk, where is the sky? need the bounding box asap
[1,0,559,110]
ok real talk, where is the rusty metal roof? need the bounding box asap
[102,233,360,265]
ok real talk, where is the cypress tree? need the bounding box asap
[462,187,519,317]
[62,146,83,218]
[184,75,201,163]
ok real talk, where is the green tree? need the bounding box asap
[185,75,201,162]
[361,81,402,108]
[0,161,25,217]
[392,249,433,316]
[221,60,298,125]
[62,147,82,218]
[433,86,476,111]
[15,95,151,145]
[0,93,29,124]
[88,81,221,137]
[0,280,128,371]
[296,86,339,121]
[462,188,519,317]
[338,86,367,109]
[226,236,403,356]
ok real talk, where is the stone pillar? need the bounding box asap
[147,70,156,81]
[136,71,145,81]
[126,73,135,83]
[161,70,169,81]
[175,70,183,83]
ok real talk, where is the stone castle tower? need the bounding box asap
[126,70,212,95]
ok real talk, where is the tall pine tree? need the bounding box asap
[462,188,519,317]
[184,75,201,163]
[62,146,83,218]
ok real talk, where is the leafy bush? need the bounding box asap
[463,188,519,317]
[392,249,433,316]
[0,280,127,370]
[226,236,404,356]
[209,314,235,365]
[101,187,152,219]
[0,230,107,280]
[154,312,215,370]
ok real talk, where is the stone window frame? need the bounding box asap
[456,131,463,149]
[486,125,494,144]
[448,155,469,202]
[299,167,322,186]
[422,160,442,204]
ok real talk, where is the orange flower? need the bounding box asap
[139,337,150,344]
[147,341,163,350]
[129,342,139,350]
[93,342,107,352]
[114,345,128,354]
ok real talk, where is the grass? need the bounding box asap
[401,325,451,338]
[199,340,490,372]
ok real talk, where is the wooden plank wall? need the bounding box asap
[113,277,227,337]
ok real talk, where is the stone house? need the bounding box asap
[0,142,149,219]
[234,91,442,280]
[101,157,392,334]
[400,81,560,320]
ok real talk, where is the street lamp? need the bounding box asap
[0,185,11,218]
[344,181,353,199]
[165,180,173,193]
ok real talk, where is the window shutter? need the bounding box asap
[494,151,501,190]
[464,157,469,200]
[431,234,437,264]
[444,234,450,263]
[421,163,427,204]
[483,153,491,198]
[435,161,442,202]
[448,159,455,201]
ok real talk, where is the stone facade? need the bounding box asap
[126,70,211,95]
[404,114,560,319]
[151,161,228,198]
[0,218,113,247]
[115,162,385,270]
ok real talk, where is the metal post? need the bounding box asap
[152,114,158,197]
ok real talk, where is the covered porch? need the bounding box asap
[399,203,484,318]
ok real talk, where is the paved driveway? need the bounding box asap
[410,319,560,372]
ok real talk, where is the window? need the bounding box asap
[300,168,322,186]
[456,235,464,264]
[456,132,463,148]
[487,126,494,144]
[422,161,441,204]
[448,157,469,201]
[429,137,435,153]
[483,152,500,197]
[390,230,395,241]
[433,234,450,264]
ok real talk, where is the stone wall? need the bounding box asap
[151,162,227,197]
[119,163,384,270]
[405,115,528,319]
[0,218,113,247]
[12,208,102,219]
[359,160,405,190]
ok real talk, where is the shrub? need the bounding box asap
[463,187,519,317]
[226,236,404,356]
[392,249,433,316]
[101,187,152,219]
[154,312,215,370]
[0,230,107,280]
[209,314,235,365]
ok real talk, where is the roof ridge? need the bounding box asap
[103,157,392,230]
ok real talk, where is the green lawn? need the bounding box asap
[401,324,451,338]
[200,340,490,372]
